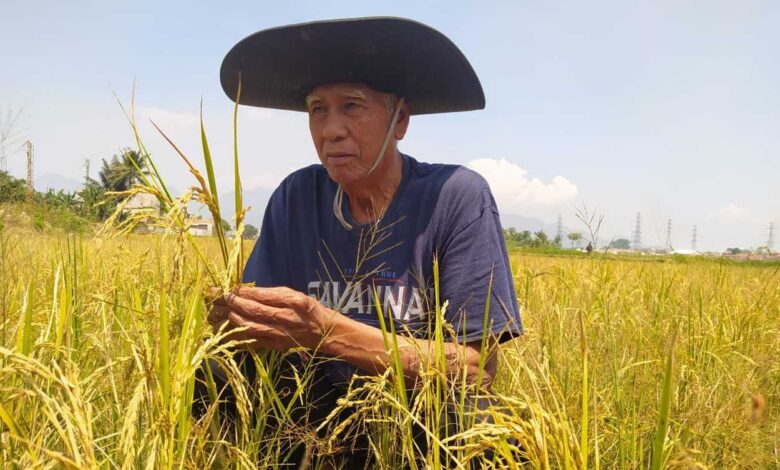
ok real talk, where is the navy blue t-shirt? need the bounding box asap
[243,154,523,383]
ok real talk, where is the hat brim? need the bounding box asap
[220,17,485,115]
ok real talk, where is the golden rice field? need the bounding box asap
[0,219,778,469]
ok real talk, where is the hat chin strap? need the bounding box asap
[333,97,405,231]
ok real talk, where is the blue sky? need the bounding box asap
[1,0,778,251]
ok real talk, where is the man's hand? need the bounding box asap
[208,286,333,351]
[206,286,497,389]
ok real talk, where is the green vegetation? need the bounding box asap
[0,148,151,233]
[0,171,93,233]
[243,223,259,239]
[608,238,631,250]
[504,227,564,250]
[0,172,28,203]
[567,231,583,248]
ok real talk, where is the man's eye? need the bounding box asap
[344,102,364,111]
[310,105,325,114]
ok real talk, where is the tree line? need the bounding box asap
[0,148,147,219]
[503,227,594,249]
[0,148,258,237]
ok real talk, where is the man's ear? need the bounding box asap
[394,102,410,140]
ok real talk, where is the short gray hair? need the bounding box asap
[305,85,400,116]
[383,92,400,115]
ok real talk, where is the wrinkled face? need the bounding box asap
[306,83,398,186]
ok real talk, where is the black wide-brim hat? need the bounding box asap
[220,17,485,115]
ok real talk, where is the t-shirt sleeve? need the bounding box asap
[242,182,290,287]
[438,173,524,344]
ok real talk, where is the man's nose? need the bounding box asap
[320,113,348,141]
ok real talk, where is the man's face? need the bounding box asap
[306,83,399,186]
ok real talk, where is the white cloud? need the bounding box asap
[466,158,578,214]
[710,203,750,221]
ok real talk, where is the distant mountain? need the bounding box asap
[35,173,82,193]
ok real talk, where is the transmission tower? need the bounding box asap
[664,219,673,252]
[632,212,642,250]
[25,140,34,200]
[556,214,563,242]
[768,222,775,252]
[84,159,91,181]
[691,225,697,251]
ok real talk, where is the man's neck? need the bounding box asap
[342,150,404,225]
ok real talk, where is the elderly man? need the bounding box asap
[200,17,523,465]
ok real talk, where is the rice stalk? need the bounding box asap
[651,329,677,470]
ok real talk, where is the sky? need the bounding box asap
[1,0,778,251]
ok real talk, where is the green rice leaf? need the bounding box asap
[15,282,34,356]
[232,75,244,284]
[650,330,677,470]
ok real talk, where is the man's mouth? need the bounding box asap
[326,153,355,164]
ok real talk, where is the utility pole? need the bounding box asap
[25,140,34,200]
[691,225,697,251]
[632,212,642,250]
[665,219,673,252]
